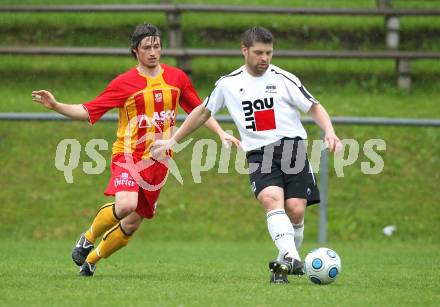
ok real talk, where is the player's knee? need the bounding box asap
[285,200,306,222]
[115,198,138,218]
[258,191,283,211]
[121,223,140,236]
[121,219,142,235]
[292,205,305,218]
[290,209,305,223]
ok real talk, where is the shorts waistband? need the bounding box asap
[246,137,304,158]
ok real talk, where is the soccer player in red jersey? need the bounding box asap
[32,23,239,276]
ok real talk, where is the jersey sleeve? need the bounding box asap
[82,79,127,125]
[285,75,320,113]
[203,78,225,115]
[178,71,202,114]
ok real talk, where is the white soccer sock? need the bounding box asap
[293,220,304,250]
[267,209,300,261]
[277,219,305,262]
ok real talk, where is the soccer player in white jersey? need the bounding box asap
[152,26,342,283]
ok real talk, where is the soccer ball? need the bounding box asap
[304,247,341,285]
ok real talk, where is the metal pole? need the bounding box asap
[1,113,440,126]
[319,130,329,244]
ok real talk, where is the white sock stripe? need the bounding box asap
[292,218,305,228]
[266,209,286,219]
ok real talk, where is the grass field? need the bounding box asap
[0,1,439,305]
[1,0,439,51]
[1,0,438,243]
[0,240,439,306]
[0,0,438,8]
[1,55,440,117]
[1,121,439,243]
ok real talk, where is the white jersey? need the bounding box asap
[204,64,319,152]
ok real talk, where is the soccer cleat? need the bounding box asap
[269,260,290,275]
[269,260,289,284]
[72,233,94,266]
[270,272,289,284]
[285,257,305,275]
[269,258,305,276]
[79,261,96,277]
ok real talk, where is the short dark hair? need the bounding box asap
[130,23,161,58]
[241,26,273,48]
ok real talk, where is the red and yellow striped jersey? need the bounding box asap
[82,64,201,159]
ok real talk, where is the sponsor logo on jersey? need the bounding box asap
[242,97,277,131]
[138,110,176,128]
[265,84,277,93]
[114,172,136,188]
[154,92,163,103]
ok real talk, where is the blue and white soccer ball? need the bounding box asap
[304,247,341,285]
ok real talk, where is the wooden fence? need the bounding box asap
[1,1,439,89]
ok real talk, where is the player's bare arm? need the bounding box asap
[174,104,211,143]
[203,116,241,149]
[151,104,211,156]
[308,103,342,153]
[151,104,240,157]
[31,90,89,121]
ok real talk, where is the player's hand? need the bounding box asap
[324,132,343,153]
[31,90,58,110]
[150,138,176,159]
[219,131,241,149]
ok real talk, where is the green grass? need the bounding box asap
[1,0,439,51]
[0,0,380,6]
[0,240,439,306]
[0,121,439,243]
[0,3,439,305]
[1,55,439,118]
[0,44,439,245]
[0,8,439,244]
[1,14,438,51]
[1,0,439,9]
